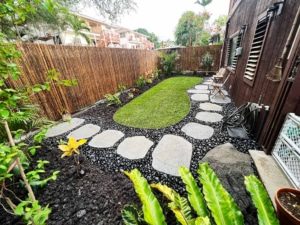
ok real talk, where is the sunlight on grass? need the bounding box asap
[113,76,202,129]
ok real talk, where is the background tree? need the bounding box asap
[67,15,91,45]
[212,15,227,43]
[135,28,160,48]
[195,0,212,10]
[175,11,211,47]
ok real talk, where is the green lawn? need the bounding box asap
[113,76,202,129]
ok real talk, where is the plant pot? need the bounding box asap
[275,188,300,225]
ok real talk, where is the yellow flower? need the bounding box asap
[58,137,87,158]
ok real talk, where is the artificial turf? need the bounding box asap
[113,76,202,129]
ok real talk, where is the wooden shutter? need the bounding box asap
[244,16,271,81]
[231,33,242,70]
[226,39,232,66]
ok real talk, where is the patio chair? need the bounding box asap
[210,72,231,98]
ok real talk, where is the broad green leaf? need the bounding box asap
[0,108,9,119]
[195,217,211,225]
[244,175,280,225]
[151,183,195,225]
[124,169,167,225]
[198,163,244,225]
[179,166,209,217]
[122,205,142,225]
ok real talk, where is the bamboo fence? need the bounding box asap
[11,43,159,120]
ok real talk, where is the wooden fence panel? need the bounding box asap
[11,43,159,120]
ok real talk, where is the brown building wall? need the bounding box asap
[221,0,300,152]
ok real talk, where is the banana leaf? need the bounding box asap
[198,163,244,225]
[195,217,211,225]
[179,166,209,217]
[124,169,167,225]
[151,183,195,225]
[244,175,280,225]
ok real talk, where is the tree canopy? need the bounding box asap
[175,11,211,47]
[134,28,160,48]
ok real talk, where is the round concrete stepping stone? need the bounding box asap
[88,130,124,148]
[45,118,85,138]
[195,85,208,90]
[117,136,153,160]
[210,95,231,104]
[222,89,229,95]
[199,102,222,112]
[152,134,192,176]
[203,81,212,85]
[191,94,209,101]
[187,89,210,94]
[67,124,100,140]
[181,122,214,140]
[196,111,223,123]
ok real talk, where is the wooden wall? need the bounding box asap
[222,0,300,152]
[11,44,159,120]
[160,45,222,72]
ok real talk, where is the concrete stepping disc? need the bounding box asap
[88,130,124,148]
[46,118,85,138]
[203,81,212,85]
[210,95,231,104]
[195,85,208,90]
[67,124,100,140]
[191,94,209,101]
[199,102,222,112]
[152,134,192,176]
[196,112,223,123]
[188,89,210,94]
[181,122,214,140]
[117,136,153,160]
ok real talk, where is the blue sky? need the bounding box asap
[83,0,230,41]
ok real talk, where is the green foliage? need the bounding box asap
[198,163,244,225]
[105,93,122,106]
[160,52,179,74]
[175,11,211,47]
[135,28,160,48]
[67,14,91,44]
[118,84,127,92]
[179,166,209,217]
[0,144,18,182]
[122,204,144,225]
[195,0,212,8]
[201,52,213,71]
[244,175,280,225]
[135,76,147,88]
[14,200,51,225]
[124,169,167,225]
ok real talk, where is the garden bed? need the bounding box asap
[1,75,260,225]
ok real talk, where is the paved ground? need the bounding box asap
[45,77,234,176]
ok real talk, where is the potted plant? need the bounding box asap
[275,188,300,225]
[201,52,214,76]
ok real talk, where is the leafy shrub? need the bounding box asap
[201,52,213,72]
[135,76,147,88]
[123,163,279,225]
[105,93,122,106]
[160,51,179,75]
[118,84,127,92]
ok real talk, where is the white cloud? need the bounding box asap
[80,0,230,41]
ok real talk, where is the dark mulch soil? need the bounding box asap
[1,75,260,225]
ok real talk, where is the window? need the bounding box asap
[231,25,246,69]
[244,15,271,82]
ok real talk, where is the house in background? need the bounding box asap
[221,0,300,154]
[34,13,154,50]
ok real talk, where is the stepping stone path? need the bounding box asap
[45,118,85,138]
[181,122,214,140]
[195,85,208,90]
[191,94,209,101]
[199,102,222,112]
[210,95,231,104]
[89,130,124,148]
[67,124,100,140]
[117,136,153,160]
[152,134,192,176]
[187,89,210,94]
[196,112,223,123]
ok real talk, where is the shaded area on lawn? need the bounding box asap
[114,76,202,129]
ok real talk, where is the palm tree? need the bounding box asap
[67,15,91,45]
[195,0,212,10]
